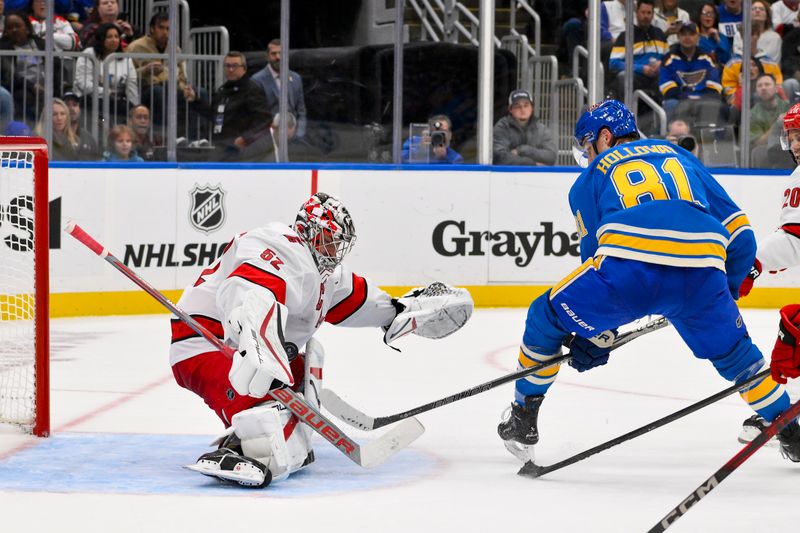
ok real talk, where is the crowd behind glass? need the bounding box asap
[2,0,797,168]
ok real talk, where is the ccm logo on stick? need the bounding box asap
[272,388,356,455]
[659,476,719,527]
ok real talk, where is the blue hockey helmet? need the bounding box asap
[573,100,638,167]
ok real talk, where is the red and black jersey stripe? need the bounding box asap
[228,262,287,304]
[171,314,224,344]
[326,273,368,325]
[781,223,800,239]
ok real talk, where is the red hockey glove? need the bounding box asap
[771,304,800,384]
[738,258,762,298]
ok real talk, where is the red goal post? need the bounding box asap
[0,137,49,437]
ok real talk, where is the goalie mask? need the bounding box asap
[294,192,357,273]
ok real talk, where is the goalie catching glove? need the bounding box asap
[383,282,473,345]
[227,290,296,398]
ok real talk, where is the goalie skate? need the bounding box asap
[184,447,272,488]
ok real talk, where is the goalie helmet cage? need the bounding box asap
[0,137,49,437]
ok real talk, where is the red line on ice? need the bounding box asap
[0,375,173,461]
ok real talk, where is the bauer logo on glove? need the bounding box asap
[383,282,474,345]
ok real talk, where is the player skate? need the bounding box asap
[737,414,777,446]
[777,419,800,462]
[497,395,544,462]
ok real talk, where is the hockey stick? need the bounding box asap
[65,221,424,469]
[517,368,772,478]
[647,396,800,532]
[321,317,670,431]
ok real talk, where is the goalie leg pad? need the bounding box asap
[232,401,314,481]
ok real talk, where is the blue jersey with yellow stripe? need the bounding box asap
[511,139,788,424]
[569,138,755,295]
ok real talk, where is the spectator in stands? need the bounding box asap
[723,53,785,118]
[659,22,723,124]
[750,73,790,149]
[36,97,79,160]
[103,124,142,161]
[653,0,690,46]
[609,0,669,101]
[67,0,94,24]
[241,112,322,163]
[127,13,197,130]
[696,1,733,66]
[0,0,10,129]
[718,0,743,43]
[7,0,72,17]
[558,1,613,79]
[127,104,163,161]
[4,120,31,136]
[604,0,628,41]
[665,117,699,157]
[251,39,307,139]
[772,0,799,32]
[751,0,781,62]
[400,114,464,164]
[0,11,63,123]
[28,0,80,51]
[73,22,139,122]
[781,10,800,101]
[493,89,557,166]
[751,110,796,168]
[185,51,270,162]
[79,0,136,49]
[63,91,99,160]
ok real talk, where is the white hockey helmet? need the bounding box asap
[293,192,356,273]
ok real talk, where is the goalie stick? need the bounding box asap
[647,396,800,532]
[65,221,424,469]
[321,317,669,431]
[518,368,772,479]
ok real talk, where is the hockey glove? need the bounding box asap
[738,258,762,298]
[383,282,473,345]
[568,329,617,372]
[771,304,800,384]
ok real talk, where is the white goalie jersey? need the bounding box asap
[758,166,800,271]
[169,222,397,367]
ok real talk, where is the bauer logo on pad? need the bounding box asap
[189,184,226,234]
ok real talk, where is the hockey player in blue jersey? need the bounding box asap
[497,99,800,464]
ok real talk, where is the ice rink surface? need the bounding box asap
[1,308,798,533]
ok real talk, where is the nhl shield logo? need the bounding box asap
[189,184,226,234]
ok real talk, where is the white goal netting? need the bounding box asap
[0,150,41,433]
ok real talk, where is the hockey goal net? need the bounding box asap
[0,137,49,437]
